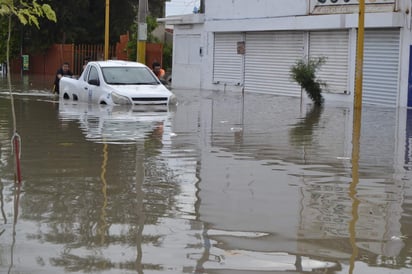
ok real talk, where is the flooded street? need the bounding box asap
[0,74,411,274]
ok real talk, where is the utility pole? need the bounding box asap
[354,0,365,109]
[104,0,110,60]
[137,0,148,64]
[349,2,365,274]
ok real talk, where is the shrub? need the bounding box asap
[162,42,173,71]
[290,57,326,106]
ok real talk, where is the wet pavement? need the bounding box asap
[0,74,411,273]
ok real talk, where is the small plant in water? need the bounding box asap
[290,57,326,106]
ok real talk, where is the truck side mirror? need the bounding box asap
[88,79,100,86]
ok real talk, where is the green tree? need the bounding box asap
[149,0,166,18]
[0,0,56,59]
[127,14,159,61]
[0,16,19,62]
[162,41,172,70]
[2,0,138,58]
[0,0,56,27]
[0,0,56,149]
[1,0,169,61]
[39,0,136,44]
[0,0,56,66]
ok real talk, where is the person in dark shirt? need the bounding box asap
[53,62,73,94]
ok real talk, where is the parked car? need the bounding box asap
[59,60,176,106]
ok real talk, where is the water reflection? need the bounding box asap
[406,109,412,171]
[8,183,22,274]
[195,91,411,273]
[290,105,323,147]
[0,73,54,94]
[58,101,172,145]
[0,76,411,273]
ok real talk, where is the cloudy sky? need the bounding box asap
[166,0,200,16]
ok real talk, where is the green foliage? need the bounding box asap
[146,15,159,43]
[148,0,165,18]
[47,0,136,44]
[0,0,57,60]
[127,15,162,61]
[109,0,138,44]
[1,1,56,28]
[0,2,11,15]
[0,16,18,62]
[290,57,326,106]
[127,21,138,61]
[1,0,138,53]
[162,42,172,70]
[1,0,169,60]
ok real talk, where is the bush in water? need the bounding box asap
[290,57,326,106]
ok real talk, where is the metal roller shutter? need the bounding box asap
[244,31,304,96]
[213,33,244,85]
[363,29,400,107]
[309,30,350,94]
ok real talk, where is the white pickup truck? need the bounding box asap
[59,60,176,106]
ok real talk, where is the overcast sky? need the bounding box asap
[166,0,200,16]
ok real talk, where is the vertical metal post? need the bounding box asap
[137,0,148,64]
[104,0,110,60]
[354,0,365,109]
[349,2,365,274]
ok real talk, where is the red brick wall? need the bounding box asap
[116,33,129,61]
[11,44,74,75]
[146,43,163,69]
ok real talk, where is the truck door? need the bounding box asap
[86,66,103,103]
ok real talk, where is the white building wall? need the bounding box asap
[206,0,309,20]
[166,0,412,107]
[172,24,203,89]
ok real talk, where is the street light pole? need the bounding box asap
[354,0,365,109]
[137,0,148,63]
[349,2,365,274]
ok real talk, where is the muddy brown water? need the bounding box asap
[0,74,411,273]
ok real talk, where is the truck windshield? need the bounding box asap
[102,67,159,85]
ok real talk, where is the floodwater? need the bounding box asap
[0,74,411,274]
